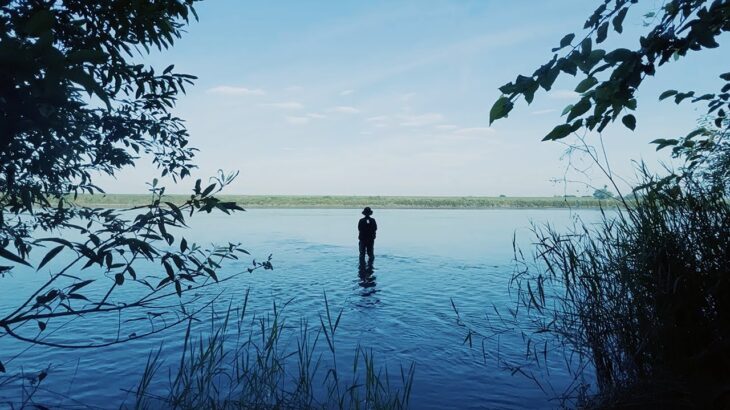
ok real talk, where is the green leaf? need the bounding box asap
[580,38,592,57]
[651,138,678,151]
[67,49,108,65]
[37,246,64,271]
[575,77,598,93]
[659,90,677,100]
[180,238,188,253]
[537,67,560,91]
[70,280,94,293]
[115,273,125,285]
[0,247,31,267]
[622,114,636,130]
[489,96,513,124]
[67,293,89,301]
[720,72,730,81]
[612,7,629,34]
[558,59,578,76]
[523,81,540,104]
[38,321,47,332]
[127,266,137,280]
[559,33,575,48]
[67,69,110,109]
[561,104,574,116]
[201,183,216,197]
[205,267,219,282]
[567,98,591,122]
[596,22,609,43]
[604,48,634,64]
[543,124,574,141]
[163,261,175,279]
[24,10,54,36]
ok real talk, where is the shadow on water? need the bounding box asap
[356,259,379,300]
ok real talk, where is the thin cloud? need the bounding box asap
[452,127,495,136]
[531,109,557,115]
[436,124,458,130]
[307,113,327,119]
[340,89,355,96]
[549,90,579,100]
[367,115,388,122]
[329,106,360,114]
[399,113,444,127]
[260,101,304,110]
[285,116,310,125]
[207,86,266,96]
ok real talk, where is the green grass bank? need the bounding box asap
[71,194,619,209]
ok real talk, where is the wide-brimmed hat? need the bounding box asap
[362,207,373,215]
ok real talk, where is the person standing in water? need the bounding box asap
[358,207,377,262]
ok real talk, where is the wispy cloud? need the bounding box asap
[366,115,388,123]
[436,124,458,130]
[306,113,327,119]
[340,89,355,96]
[285,116,310,125]
[207,86,266,96]
[399,113,444,127]
[452,127,495,136]
[329,106,360,114]
[548,90,579,100]
[531,109,557,115]
[260,101,304,110]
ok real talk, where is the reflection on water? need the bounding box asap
[358,260,376,290]
[357,259,380,307]
[0,209,602,409]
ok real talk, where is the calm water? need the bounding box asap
[0,209,601,409]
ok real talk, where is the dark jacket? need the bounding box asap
[358,216,377,242]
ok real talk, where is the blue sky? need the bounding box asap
[98,1,729,196]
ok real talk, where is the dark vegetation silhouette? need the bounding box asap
[0,0,271,373]
[481,0,730,407]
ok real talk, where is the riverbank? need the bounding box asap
[70,194,620,209]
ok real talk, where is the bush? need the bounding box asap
[508,176,730,407]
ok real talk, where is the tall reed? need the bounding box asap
[130,292,415,409]
[506,179,730,407]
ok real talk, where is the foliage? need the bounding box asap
[482,0,730,407]
[504,173,730,407]
[1,0,202,257]
[490,0,729,143]
[131,294,415,410]
[0,0,268,374]
[66,194,619,209]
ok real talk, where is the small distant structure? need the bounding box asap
[592,185,615,200]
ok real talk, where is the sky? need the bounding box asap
[96,0,730,196]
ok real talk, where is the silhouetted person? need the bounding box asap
[358,207,377,262]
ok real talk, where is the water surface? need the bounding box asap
[0,208,600,409]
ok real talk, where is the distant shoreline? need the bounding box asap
[69,194,620,209]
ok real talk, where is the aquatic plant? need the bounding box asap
[483,0,730,406]
[0,1,263,374]
[130,292,415,410]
